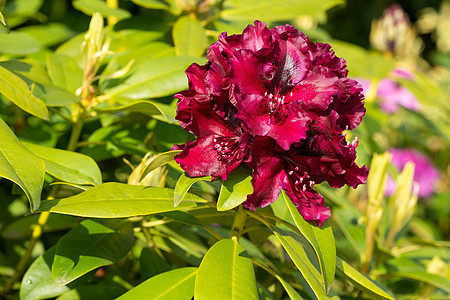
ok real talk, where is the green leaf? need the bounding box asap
[0,118,45,211]
[73,0,132,20]
[0,64,49,120]
[22,141,102,186]
[194,239,258,300]
[275,275,305,300]
[333,208,365,256]
[388,271,450,294]
[131,0,170,10]
[173,16,207,57]
[46,52,83,94]
[336,257,395,300]
[174,173,211,207]
[0,59,51,85]
[36,182,205,218]
[221,0,343,22]
[95,100,176,123]
[52,219,134,285]
[31,82,80,107]
[0,31,40,55]
[20,247,93,300]
[271,226,326,300]
[282,191,336,292]
[18,23,73,47]
[117,267,197,300]
[104,56,206,99]
[139,247,171,280]
[217,166,252,211]
[139,150,181,182]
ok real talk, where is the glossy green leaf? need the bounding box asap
[0,118,45,212]
[139,150,182,182]
[36,182,205,218]
[282,191,336,291]
[275,275,304,300]
[0,59,51,84]
[46,52,83,94]
[31,82,80,107]
[194,239,258,300]
[217,166,252,211]
[389,271,450,293]
[52,219,134,285]
[271,226,326,300]
[173,16,207,57]
[0,31,40,55]
[95,100,176,123]
[336,257,395,300]
[221,0,343,22]
[140,247,171,280]
[20,247,93,300]
[174,173,211,207]
[0,64,48,120]
[18,23,73,47]
[118,267,197,300]
[104,56,205,99]
[73,0,131,20]
[0,11,8,33]
[22,141,102,186]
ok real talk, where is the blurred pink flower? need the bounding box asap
[385,148,440,198]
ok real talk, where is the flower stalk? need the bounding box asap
[230,205,248,240]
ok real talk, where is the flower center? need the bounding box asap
[264,91,293,124]
[213,137,240,161]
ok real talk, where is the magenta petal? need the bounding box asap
[244,154,286,210]
[284,187,331,227]
[175,135,242,180]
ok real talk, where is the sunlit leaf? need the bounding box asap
[0,32,40,55]
[271,226,326,300]
[95,100,176,123]
[275,275,304,300]
[22,141,102,186]
[45,52,83,94]
[52,219,134,285]
[139,150,181,182]
[117,267,197,300]
[131,0,170,10]
[282,191,336,291]
[174,173,211,207]
[73,0,131,20]
[0,118,45,211]
[36,182,206,218]
[194,239,258,300]
[221,0,343,22]
[18,23,73,47]
[0,64,48,120]
[173,16,207,57]
[217,166,252,211]
[336,257,395,300]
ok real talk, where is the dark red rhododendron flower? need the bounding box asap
[173,21,368,226]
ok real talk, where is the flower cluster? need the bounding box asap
[173,21,368,226]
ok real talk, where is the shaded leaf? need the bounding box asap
[174,173,211,207]
[52,219,134,285]
[282,191,336,291]
[117,267,197,300]
[194,239,258,300]
[45,52,83,94]
[22,141,102,186]
[275,275,304,300]
[139,247,171,280]
[36,182,205,218]
[20,247,93,300]
[18,23,73,47]
[139,150,181,182]
[389,271,450,294]
[173,16,207,57]
[0,118,45,211]
[0,64,48,120]
[336,257,395,300]
[217,166,252,211]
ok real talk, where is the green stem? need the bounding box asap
[67,112,85,152]
[229,205,248,240]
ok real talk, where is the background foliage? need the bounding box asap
[0,0,448,299]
